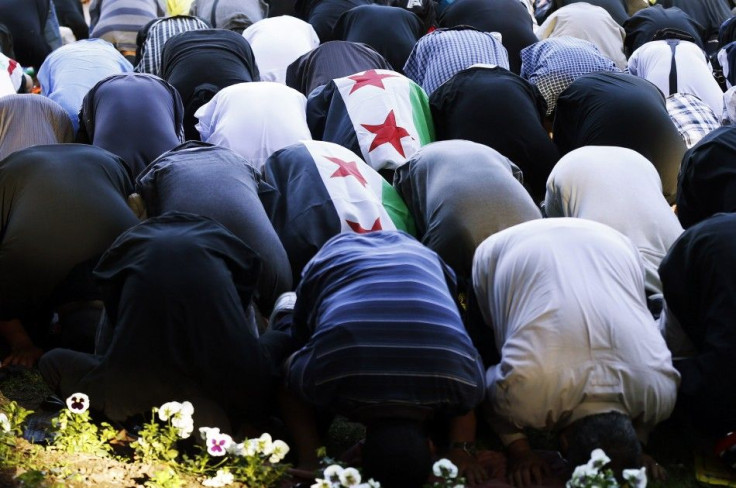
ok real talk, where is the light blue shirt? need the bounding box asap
[37,39,133,133]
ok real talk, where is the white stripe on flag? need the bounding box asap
[301,140,397,233]
[334,70,424,171]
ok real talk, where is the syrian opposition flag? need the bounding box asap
[260,140,416,283]
[307,69,435,172]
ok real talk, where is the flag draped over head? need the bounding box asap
[307,69,435,172]
[260,140,416,284]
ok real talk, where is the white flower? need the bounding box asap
[172,414,194,439]
[339,467,361,486]
[311,479,331,488]
[158,401,182,421]
[65,393,90,414]
[355,480,381,488]
[432,458,459,478]
[623,467,647,488]
[171,414,192,429]
[588,449,611,469]
[256,432,274,455]
[199,426,220,441]
[323,464,344,483]
[570,463,598,481]
[227,442,245,456]
[0,413,10,433]
[179,401,194,417]
[207,433,234,457]
[202,469,234,487]
[268,439,290,463]
[452,485,465,488]
[244,438,259,456]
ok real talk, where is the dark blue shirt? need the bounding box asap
[287,231,485,416]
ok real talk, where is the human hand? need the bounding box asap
[2,343,43,368]
[447,448,489,486]
[507,440,550,487]
[640,453,667,481]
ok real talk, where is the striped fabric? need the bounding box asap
[135,15,209,76]
[0,95,75,160]
[403,27,509,95]
[89,0,165,54]
[287,231,485,414]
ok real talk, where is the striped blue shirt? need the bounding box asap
[287,231,485,415]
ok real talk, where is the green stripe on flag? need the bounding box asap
[381,180,416,236]
[409,83,435,145]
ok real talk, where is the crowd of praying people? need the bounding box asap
[2,0,736,486]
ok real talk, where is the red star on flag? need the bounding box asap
[361,110,411,157]
[7,58,16,75]
[347,217,382,234]
[348,70,399,94]
[324,156,367,187]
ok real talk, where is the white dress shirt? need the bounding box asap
[195,81,312,171]
[473,218,680,445]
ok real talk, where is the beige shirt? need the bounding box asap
[537,2,627,69]
[472,218,680,445]
[543,146,683,296]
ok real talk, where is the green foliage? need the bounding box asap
[180,433,291,488]
[5,401,33,436]
[0,402,38,471]
[50,409,116,456]
[144,468,184,488]
[1,395,293,488]
[223,450,289,488]
[132,408,181,464]
[14,470,66,488]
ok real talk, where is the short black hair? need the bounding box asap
[564,411,642,480]
[362,418,432,488]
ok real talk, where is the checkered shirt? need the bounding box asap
[666,93,720,149]
[135,16,210,76]
[403,28,510,95]
[520,36,620,116]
